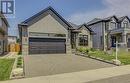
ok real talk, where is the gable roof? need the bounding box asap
[21,6,72,29]
[86,15,118,26]
[118,16,130,22]
[86,18,103,25]
[68,22,80,29]
[103,15,118,21]
[78,24,94,34]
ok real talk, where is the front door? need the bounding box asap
[111,36,116,47]
[128,38,130,48]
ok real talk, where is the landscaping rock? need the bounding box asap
[112,59,121,65]
[12,68,23,77]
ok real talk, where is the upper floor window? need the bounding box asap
[110,22,116,30]
[105,22,109,31]
[123,21,128,28]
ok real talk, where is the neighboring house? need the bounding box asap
[87,15,130,51]
[18,7,73,55]
[0,12,9,55]
[69,23,94,49]
[8,36,17,44]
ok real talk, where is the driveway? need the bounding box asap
[24,54,115,78]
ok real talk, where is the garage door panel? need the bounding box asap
[29,38,66,54]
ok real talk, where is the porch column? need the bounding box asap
[107,34,111,50]
[122,33,127,47]
[76,33,79,48]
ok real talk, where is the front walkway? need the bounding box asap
[24,54,114,78]
[1,65,130,83]
[0,52,18,59]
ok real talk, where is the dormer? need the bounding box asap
[108,16,118,30]
[119,16,130,28]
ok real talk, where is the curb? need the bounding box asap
[75,53,120,66]
[10,57,18,79]
[10,56,25,79]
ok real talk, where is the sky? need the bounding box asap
[7,0,130,36]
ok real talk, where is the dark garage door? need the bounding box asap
[29,38,66,54]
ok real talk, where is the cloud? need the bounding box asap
[68,0,130,24]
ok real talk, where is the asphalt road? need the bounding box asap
[86,74,130,83]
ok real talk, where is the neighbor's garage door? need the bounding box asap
[29,38,66,54]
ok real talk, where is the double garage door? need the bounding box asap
[29,38,66,54]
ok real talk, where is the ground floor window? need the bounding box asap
[79,35,88,46]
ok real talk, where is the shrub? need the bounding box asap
[77,47,90,54]
[90,48,96,52]
[18,51,22,55]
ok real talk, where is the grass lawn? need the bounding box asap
[0,59,15,81]
[88,50,130,65]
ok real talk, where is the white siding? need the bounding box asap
[121,18,130,28]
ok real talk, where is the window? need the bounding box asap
[105,23,109,31]
[123,21,128,28]
[29,32,66,37]
[110,22,116,30]
[79,35,88,46]
[22,28,28,37]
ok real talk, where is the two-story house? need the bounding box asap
[0,12,9,55]
[87,16,130,51]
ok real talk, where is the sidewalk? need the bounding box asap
[1,65,130,83]
[0,52,18,59]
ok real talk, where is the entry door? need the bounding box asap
[128,38,130,48]
[111,36,116,47]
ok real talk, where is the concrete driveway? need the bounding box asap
[24,54,115,78]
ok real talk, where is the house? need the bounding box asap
[0,12,9,55]
[8,36,17,44]
[70,23,94,49]
[87,15,130,51]
[18,7,94,55]
[18,7,73,55]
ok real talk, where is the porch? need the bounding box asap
[108,32,130,50]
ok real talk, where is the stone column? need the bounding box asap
[89,35,93,48]
[21,25,28,56]
[107,34,111,50]
[122,33,127,48]
[66,30,72,54]
[76,33,79,48]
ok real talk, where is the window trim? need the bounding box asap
[79,35,89,46]
[123,21,128,28]
[110,22,117,30]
